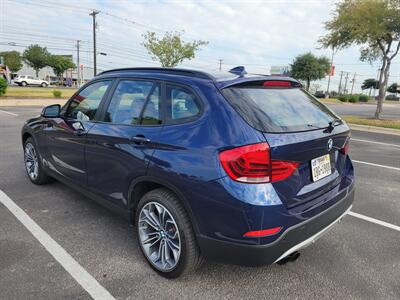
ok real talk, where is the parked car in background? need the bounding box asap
[21,67,354,278]
[313,90,327,98]
[385,94,400,101]
[14,75,49,87]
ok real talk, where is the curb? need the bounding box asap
[349,123,400,136]
[0,98,68,107]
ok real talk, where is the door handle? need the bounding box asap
[130,135,151,145]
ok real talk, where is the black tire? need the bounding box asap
[21,81,27,86]
[23,137,53,185]
[136,188,203,278]
[41,82,48,87]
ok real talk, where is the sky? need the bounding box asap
[1,0,400,93]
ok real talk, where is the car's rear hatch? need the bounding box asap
[220,78,350,208]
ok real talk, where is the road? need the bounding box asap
[1,107,399,299]
[327,102,400,120]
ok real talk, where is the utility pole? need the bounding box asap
[218,59,223,72]
[325,47,334,98]
[89,10,99,76]
[338,71,344,95]
[76,40,80,87]
[350,73,356,94]
[343,72,349,94]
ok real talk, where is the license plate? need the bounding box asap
[311,154,332,182]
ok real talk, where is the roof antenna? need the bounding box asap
[229,66,247,77]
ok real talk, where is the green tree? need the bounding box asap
[361,78,379,96]
[361,78,379,90]
[320,0,400,119]
[22,45,50,77]
[48,55,76,84]
[290,52,330,90]
[142,31,208,67]
[0,51,23,73]
[387,83,398,94]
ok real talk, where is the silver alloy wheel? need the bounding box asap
[138,202,181,272]
[24,143,39,180]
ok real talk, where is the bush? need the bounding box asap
[338,95,348,102]
[52,90,62,98]
[0,77,7,96]
[330,90,338,97]
[358,94,370,102]
[348,94,359,103]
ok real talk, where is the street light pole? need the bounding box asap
[89,10,99,76]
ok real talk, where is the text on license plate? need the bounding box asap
[311,154,332,181]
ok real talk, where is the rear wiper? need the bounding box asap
[326,118,342,133]
[307,118,342,132]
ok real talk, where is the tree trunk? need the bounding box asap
[35,69,39,78]
[306,79,310,91]
[375,59,389,119]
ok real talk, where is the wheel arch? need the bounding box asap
[128,176,200,235]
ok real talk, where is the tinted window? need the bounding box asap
[66,80,111,121]
[141,86,162,125]
[221,87,338,133]
[105,80,156,125]
[28,76,34,79]
[166,85,200,122]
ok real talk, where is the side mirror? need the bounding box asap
[41,104,61,118]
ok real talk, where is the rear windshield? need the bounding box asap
[221,87,338,133]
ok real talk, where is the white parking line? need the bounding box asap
[352,160,400,171]
[0,109,18,116]
[352,138,400,149]
[349,211,400,232]
[0,190,115,300]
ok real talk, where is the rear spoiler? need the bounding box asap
[215,77,302,89]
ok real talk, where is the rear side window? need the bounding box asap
[166,85,200,123]
[221,87,337,132]
[104,80,160,125]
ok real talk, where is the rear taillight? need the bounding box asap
[340,142,350,155]
[219,143,298,183]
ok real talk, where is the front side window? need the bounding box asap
[66,80,111,121]
[104,80,159,125]
[166,85,200,122]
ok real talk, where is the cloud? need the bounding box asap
[1,0,399,92]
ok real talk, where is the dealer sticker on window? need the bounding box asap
[311,154,332,182]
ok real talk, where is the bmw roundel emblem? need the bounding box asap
[327,138,333,151]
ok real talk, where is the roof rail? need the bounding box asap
[97,67,214,80]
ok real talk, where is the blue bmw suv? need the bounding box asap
[22,67,354,278]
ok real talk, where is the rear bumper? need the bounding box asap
[197,187,354,266]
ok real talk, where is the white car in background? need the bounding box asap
[14,75,49,87]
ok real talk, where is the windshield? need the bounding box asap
[221,87,339,133]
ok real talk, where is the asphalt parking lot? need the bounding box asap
[326,102,400,120]
[1,107,399,300]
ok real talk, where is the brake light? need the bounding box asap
[340,142,350,155]
[263,81,292,88]
[243,226,282,237]
[219,143,298,183]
